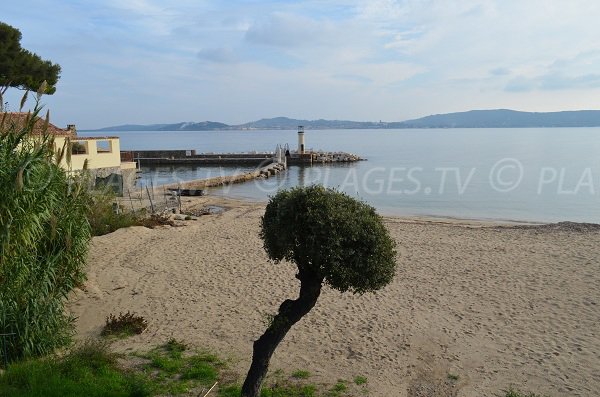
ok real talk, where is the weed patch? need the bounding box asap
[101,312,148,338]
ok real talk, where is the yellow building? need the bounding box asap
[4,113,138,194]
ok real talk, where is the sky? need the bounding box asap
[3,0,600,129]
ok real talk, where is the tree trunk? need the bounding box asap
[241,272,323,397]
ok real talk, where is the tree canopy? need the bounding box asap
[0,21,61,102]
[261,185,397,293]
[241,186,397,397]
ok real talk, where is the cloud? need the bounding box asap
[506,73,600,92]
[505,77,536,93]
[331,74,373,84]
[244,12,335,48]
[505,51,600,92]
[197,47,238,63]
[5,0,600,128]
[490,67,511,76]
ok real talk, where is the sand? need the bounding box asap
[69,196,600,397]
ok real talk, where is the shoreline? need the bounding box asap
[185,192,575,227]
[123,184,600,228]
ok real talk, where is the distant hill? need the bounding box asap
[157,121,229,131]
[87,109,600,131]
[400,109,600,128]
[93,124,170,131]
[238,117,384,129]
[94,121,228,132]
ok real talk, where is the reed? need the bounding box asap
[0,93,91,362]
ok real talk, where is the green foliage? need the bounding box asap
[331,381,347,392]
[3,341,380,397]
[502,387,545,397]
[85,191,176,236]
[87,190,140,236]
[180,359,218,383]
[220,383,317,397]
[261,185,397,294]
[139,342,222,394]
[0,103,91,361]
[0,341,151,397]
[165,338,187,357]
[219,385,243,397]
[353,376,367,385]
[292,370,311,379]
[260,384,317,397]
[101,312,148,338]
[0,22,61,97]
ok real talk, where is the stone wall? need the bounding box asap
[81,166,139,196]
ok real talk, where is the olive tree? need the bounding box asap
[241,186,397,397]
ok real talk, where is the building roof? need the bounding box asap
[1,112,75,136]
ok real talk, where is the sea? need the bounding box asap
[80,128,600,223]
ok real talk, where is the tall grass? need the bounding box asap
[86,189,140,236]
[0,94,91,362]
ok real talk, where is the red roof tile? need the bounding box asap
[1,112,75,136]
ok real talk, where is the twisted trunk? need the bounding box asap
[241,271,323,397]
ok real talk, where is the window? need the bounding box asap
[96,140,112,153]
[70,140,87,155]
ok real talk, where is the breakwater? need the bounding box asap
[121,150,364,166]
[162,162,287,191]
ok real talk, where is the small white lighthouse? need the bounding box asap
[297,125,305,154]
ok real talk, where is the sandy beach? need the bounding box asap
[69,196,600,397]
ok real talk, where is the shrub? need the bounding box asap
[86,189,139,236]
[0,100,91,362]
[101,312,148,338]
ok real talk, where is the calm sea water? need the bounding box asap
[81,128,600,223]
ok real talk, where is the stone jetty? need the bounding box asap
[122,150,363,166]
[312,151,363,163]
[163,162,286,191]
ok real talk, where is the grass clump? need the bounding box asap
[260,383,317,397]
[292,369,311,379]
[180,358,218,382]
[0,341,150,397]
[329,381,348,395]
[165,338,187,356]
[219,371,361,397]
[354,375,367,385]
[502,387,545,397]
[101,312,148,338]
[139,340,223,394]
[219,384,243,397]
